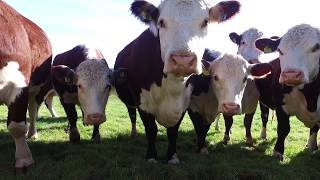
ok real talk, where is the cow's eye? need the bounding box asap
[277,48,284,55]
[77,84,82,89]
[243,75,248,83]
[158,19,166,28]
[311,43,320,53]
[213,75,219,81]
[201,18,209,28]
[241,41,246,45]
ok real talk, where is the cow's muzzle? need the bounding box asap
[84,113,106,125]
[165,53,198,76]
[279,69,305,86]
[222,102,240,115]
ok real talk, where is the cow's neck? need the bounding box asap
[139,73,192,127]
[300,65,320,112]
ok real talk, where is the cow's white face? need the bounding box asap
[206,54,271,115]
[278,24,320,87]
[75,59,112,125]
[131,0,240,77]
[230,28,263,61]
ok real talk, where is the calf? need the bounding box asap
[114,0,240,164]
[219,28,271,145]
[188,51,271,153]
[51,45,113,143]
[0,1,52,169]
[255,24,320,159]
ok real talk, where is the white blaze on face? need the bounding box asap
[158,0,210,74]
[238,28,263,61]
[278,24,320,85]
[210,54,249,113]
[75,58,112,124]
[0,61,26,105]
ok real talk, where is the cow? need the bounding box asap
[0,1,52,170]
[114,0,240,164]
[216,28,271,145]
[255,24,320,160]
[50,45,113,143]
[188,50,272,153]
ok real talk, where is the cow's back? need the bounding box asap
[114,29,163,107]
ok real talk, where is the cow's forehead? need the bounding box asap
[76,60,109,84]
[212,54,247,76]
[159,0,210,20]
[280,24,320,50]
[241,28,263,43]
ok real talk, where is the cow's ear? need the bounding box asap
[209,1,241,23]
[202,60,211,76]
[255,37,281,53]
[229,32,241,45]
[51,65,77,85]
[248,63,272,79]
[130,1,159,25]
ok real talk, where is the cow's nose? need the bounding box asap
[170,54,196,68]
[167,53,197,76]
[222,102,240,115]
[279,69,304,86]
[85,113,106,125]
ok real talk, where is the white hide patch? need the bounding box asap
[189,85,219,124]
[238,28,263,61]
[139,74,192,128]
[282,87,320,128]
[0,61,26,105]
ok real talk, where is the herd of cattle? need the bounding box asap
[0,0,319,171]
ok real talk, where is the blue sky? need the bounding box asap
[5,0,320,65]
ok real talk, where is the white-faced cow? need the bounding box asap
[221,28,271,145]
[51,45,113,143]
[255,24,320,160]
[114,0,240,164]
[188,51,272,153]
[0,1,52,170]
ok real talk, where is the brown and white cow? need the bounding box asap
[255,24,320,160]
[114,0,240,164]
[51,45,113,143]
[188,52,272,153]
[0,1,52,169]
[220,28,271,145]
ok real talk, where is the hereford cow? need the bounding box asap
[51,45,113,143]
[217,28,271,145]
[255,24,320,160]
[114,0,240,164]
[0,1,52,169]
[188,51,272,153]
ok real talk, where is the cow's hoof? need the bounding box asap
[15,155,34,174]
[199,147,209,155]
[147,158,158,163]
[272,150,283,161]
[260,128,267,140]
[306,144,318,152]
[222,135,230,145]
[246,137,254,147]
[26,132,38,140]
[92,133,101,144]
[168,153,180,165]
[69,128,80,143]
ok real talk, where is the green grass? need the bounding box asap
[0,92,319,180]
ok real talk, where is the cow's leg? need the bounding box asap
[223,115,233,145]
[7,87,34,169]
[138,108,158,163]
[127,106,137,137]
[188,109,211,155]
[273,108,290,161]
[45,91,57,118]
[307,125,319,151]
[260,103,269,140]
[26,88,40,139]
[167,113,184,165]
[91,125,101,143]
[244,113,254,146]
[214,114,220,131]
[61,101,79,143]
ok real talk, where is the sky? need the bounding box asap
[4,0,320,66]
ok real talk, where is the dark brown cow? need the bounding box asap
[0,1,52,170]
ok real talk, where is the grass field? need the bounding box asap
[0,92,319,180]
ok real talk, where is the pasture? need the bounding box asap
[0,91,319,180]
